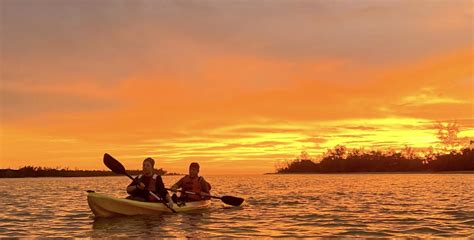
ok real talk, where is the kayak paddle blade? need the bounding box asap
[103,153,127,175]
[221,196,244,207]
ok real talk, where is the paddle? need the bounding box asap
[103,153,176,213]
[166,188,244,207]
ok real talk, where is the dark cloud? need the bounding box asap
[2,0,471,86]
[343,126,381,131]
[334,134,374,138]
[226,127,303,134]
[298,137,327,144]
[192,141,287,152]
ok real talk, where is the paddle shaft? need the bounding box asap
[125,174,163,201]
[165,187,244,206]
[166,188,220,199]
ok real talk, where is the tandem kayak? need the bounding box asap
[87,191,211,217]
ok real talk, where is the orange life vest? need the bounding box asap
[138,174,158,202]
[181,175,209,201]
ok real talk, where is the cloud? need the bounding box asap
[0,87,116,121]
[334,134,375,138]
[297,137,327,144]
[1,1,472,173]
[2,1,472,87]
[343,126,382,131]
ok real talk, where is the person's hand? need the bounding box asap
[167,200,173,209]
[137,182,145,190]
[164,195,174,208]
[171,186,178,192]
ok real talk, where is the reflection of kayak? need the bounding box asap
[87,191,211,217]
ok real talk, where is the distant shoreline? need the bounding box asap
[0,173,185,178]
[276,147,473,174]
[0,167,183,178]
[266,171,474,175]
[0,174,185,179]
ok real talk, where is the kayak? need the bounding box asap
[87,191,211,217]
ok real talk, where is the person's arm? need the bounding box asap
[126,185,136,194]
[155,176,170,201]
[170,177,184,191]
[127,176,144,194]
[199,177,210,194]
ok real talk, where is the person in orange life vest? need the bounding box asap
[126,157,173,208]
[170,162,211,202]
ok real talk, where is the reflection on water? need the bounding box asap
[91,211,214,238]
[92,215,166,238]
[0,174,473,237]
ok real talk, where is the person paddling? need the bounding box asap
[170,162,211,203]
[126,157,173,208]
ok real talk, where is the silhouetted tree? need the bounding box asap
[435,121,467,151]
[0,166,172,178]
[276,145,473,173]
[276,151,319,173]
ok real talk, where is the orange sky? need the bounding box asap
[1,1,473,174]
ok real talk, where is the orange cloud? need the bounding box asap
[1,3,472,175]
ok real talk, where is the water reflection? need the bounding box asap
[91,210,214,238]
[92,215,168,238]
[0,175,473,238]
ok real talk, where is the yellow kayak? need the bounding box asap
[87,192,211,217]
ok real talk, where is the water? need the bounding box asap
[0,174,473,237]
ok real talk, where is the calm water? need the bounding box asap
[0,174,473,238]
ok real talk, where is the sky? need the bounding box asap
[1,0,473,174]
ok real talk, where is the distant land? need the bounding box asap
[276,147,473,174]
[0,167,183,178]
[2,147,472,177]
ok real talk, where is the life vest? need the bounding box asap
[181,175,210,201]
[138,173,158,202]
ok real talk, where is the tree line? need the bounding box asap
[276,146,474,173]
[276,121,473,173]
[0,166,179,178]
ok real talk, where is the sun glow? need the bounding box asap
[1,1,472,174]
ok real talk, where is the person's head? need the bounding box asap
[142,157,155,176]
[189,162,200,178]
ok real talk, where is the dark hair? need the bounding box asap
[143,157,155,167]
[189,162,200,170]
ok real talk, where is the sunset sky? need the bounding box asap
[1,0,473,174]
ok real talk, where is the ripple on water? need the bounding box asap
[0,175,473,237]
[404,226,450,235]
[337,229,395,237]
[461,219,474,226]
